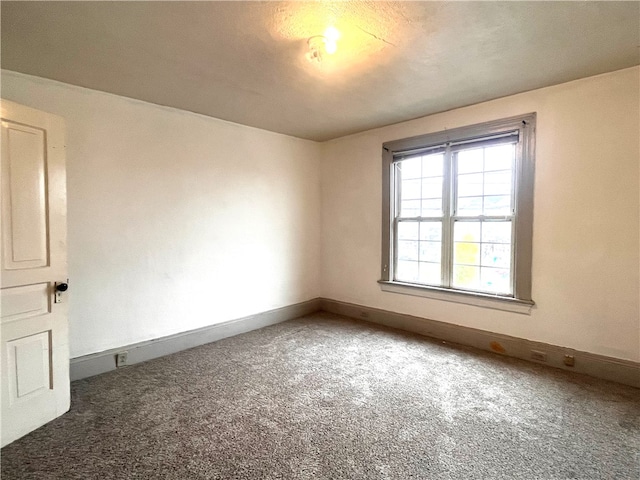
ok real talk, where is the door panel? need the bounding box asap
[8,331,52,401]
[1,283,50,324]
[1,122,48,270]
[1,100,69,448]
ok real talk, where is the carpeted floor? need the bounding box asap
[2,312,639,479]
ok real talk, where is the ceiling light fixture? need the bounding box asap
[306,26,340,63]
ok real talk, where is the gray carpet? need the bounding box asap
[2,312,639,479]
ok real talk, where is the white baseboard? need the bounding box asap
[320,298,640,389]
[70,298,322,381]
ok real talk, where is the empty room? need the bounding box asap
[1,1,638,479]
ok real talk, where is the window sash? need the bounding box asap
[393,148,517,296]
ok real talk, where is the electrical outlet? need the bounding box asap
[116,351,128,368]
[531,350,547,362]
[564,355,575,367]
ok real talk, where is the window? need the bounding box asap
[380,114,535,312]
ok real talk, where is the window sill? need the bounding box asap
[378,280,534,314]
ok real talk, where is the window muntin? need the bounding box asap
[382,115,535,304]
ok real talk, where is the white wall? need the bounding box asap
[2,70,322,358]
[321,67,640,362]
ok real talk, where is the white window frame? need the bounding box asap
[379,114,536,314]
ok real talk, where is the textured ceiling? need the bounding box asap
[2,1,638,141]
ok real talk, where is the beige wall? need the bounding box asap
[321,67,640,362]
[1,70,322,358]
[3,67,638,363]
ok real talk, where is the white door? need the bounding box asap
[0,100,69,447]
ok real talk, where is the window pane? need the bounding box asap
[458,173,483,197]
[454,221,513,290]
[401,200,420,217]
[397,221,419,240]
[481,243,511,268]
[455,144,515,219]
[420,222,442,241]
[483,195,511,215]
[421,199,442,217]
[482,221,511,244]
[400,157,421,179]
[421,177,443,199]
[454,221,480,242]
[484,144,514,172]
[396,260,418,282]
[480,267,510,294]
[457,196,482,216]
[401,179,421,200]
[419,241,441,263]
[484,171,511,196]
[398,240,419,261]
[423,154,443,177]
[453,265,480,289]
[418,262,441,285]
[457,148,483,174]
[454,242,480,265]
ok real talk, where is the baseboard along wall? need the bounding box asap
[320,298,640,389]
[70,298,322,381]
[70,297,639,389]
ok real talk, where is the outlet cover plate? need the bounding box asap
[116,352,128,368]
